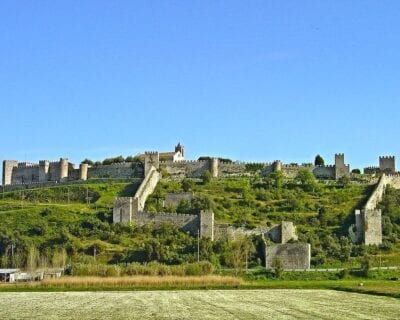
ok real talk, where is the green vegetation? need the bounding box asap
[3,289,398,320]
[1,171,400,272]
[314,154,325,166]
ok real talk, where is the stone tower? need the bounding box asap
[79,163,89,180]
[39,160,50,182]
[379,156,395,173]
[59,158,69,182]
[2,160,18,186]
[210,158,219,178]
[144,152,160,177]
[334,153,349,179]
[273,160,282,172]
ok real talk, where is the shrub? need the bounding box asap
[201,171,212,184]
[339,268,349,279]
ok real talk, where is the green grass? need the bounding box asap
[1,176,399,270]
[1,289,399,320]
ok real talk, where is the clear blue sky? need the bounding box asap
[1,1,400,171]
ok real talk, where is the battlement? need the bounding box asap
[335,153,345,157]
[145,151,158,155]
[17,162,39,168]
[364,166,379,170]
[159,160,208,165]
[242,161,274,166]
[282,163,314,168]
[315,164,335,169]
[385,173,400,178]
[379,156,395,160]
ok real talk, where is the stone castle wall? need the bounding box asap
[2,159,143,186]
[134,212,199,234]
[164,192,193,208]
[88,163,143,179]
[265,243,311,270]
[351,173,400,245]
[160,160,210,178]
[3,152,353,186]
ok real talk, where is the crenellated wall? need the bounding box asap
[164,192,193,208]
[160,160,210,178]
[88,162,143,179]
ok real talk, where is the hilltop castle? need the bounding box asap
[2,144,398,269]
[2,144,397,187]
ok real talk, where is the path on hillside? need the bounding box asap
[0,289,399,319]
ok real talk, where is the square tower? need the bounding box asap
[379,156,395,173]
[334,153,350,179]
[144,152,160,177]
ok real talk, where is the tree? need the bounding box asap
[26,245,39,272]
[181,179,194,192]
[176,200,191,214]
[361,254,371,277]
[201,171,212,185]
[314,155,325,166]
[81,159,94,165]
[224,236,255,275]
[266,171,284,189]
[295,169,317,192]
[338,175,350,187]
[352,169,361,174]
[271,257,284,278]
[318,207,328,227]
[52,247,68,268]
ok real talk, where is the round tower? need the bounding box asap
[273,160,282,172]
[59,158,69,182]
[210,158,219,178]
[79,163,89,181]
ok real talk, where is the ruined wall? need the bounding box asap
[88,163,143,179]
[113,197,133,223]
[160,160,210,178]
[133,212,199,235]
[363,209,382,245]
[265,243,311,270]
[313,166,336,179]
[349,174,400,245]
[200,210,214,240]
[164,192,193,208]
[280,221,298,243]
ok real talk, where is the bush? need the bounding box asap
[201,171,212,184]
[339,268,349,279]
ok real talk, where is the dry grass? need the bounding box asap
[39,275,243,288]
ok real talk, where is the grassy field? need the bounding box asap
[0,289,399,319]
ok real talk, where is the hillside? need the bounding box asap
[0,175,399,270]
